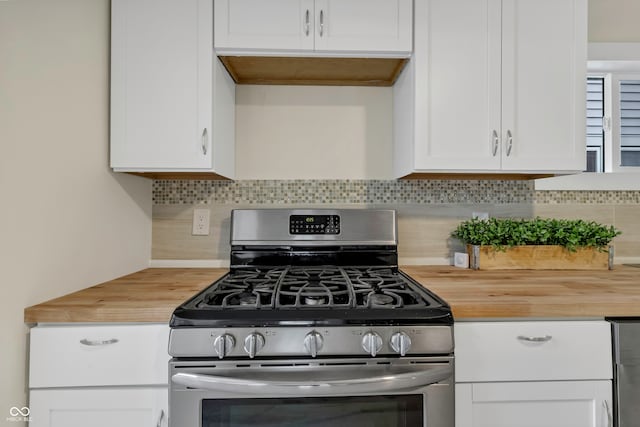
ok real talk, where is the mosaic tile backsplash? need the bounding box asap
[153,180,640,205]
[151,180,640,262]
[153,180,536,205]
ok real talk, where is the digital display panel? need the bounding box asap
[290,215,340,235]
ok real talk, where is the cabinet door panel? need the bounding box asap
[413,0,502,171]
[29,388,167,427]
[111,0,212,170]
[314,0,412,53]
[214,0,314,51]
[456,381,612,427]
[501,0,587,171]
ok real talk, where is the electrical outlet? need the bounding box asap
[192,208,210,236]
[472,212,489,220]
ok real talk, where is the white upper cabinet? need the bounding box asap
[393,0,587,177]
[500,0,587,172]
[111,0,235,178]
[214,0,413,55]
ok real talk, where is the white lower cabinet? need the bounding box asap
[28,324,170,427]
[29,388,167,427]
[456,381,612,427]
[455,321,613,427]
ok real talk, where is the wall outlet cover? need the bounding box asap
[454,252,469,268]
[192,208,210,236]
[472,212,490,220]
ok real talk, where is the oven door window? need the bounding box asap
[202,395,423,427]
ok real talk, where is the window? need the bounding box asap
[586,77,605,172]
[620,79,640,167]
[585,72,640,173]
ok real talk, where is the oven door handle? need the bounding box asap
[171,365,452,395]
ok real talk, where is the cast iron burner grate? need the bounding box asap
[197,266,430,310]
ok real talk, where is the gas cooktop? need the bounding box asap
[171,265,451,327]
[199,266,431,309]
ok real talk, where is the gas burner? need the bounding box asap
[231,292,258,306]
[304,295,328,306]
[367,293,395,307]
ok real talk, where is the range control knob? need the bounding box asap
[213,333,235,359]
[244,333,265,358]
[361,332,383,357]
[390,332,412,356]
[303,331,324,357]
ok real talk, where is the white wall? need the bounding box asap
[589,0,640,42]
[0,0,151,417]
[235,85,393,179]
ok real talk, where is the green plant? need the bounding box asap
[451,217,621,252]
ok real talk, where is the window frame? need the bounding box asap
[535,43,640,190]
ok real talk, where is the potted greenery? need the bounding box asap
[451,217,621,270]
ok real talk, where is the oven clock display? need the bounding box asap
[290,215,340,234]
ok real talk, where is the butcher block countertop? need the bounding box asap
[24,266,640,323]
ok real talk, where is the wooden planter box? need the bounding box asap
[467,245,614,270]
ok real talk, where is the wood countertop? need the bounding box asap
[24,266,640,323]
[24,268,226,323]
[401,265,640,319]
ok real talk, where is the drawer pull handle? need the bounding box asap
[79,338,119,346]
[603,400,612,427]
[156,409,165,427]
[517,335,552,343]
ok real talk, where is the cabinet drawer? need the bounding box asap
[455,321,612,382]
[29,324,169,388]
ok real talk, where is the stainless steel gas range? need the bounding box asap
[168,209,454,427]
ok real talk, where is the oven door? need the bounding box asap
[169,357,453,427]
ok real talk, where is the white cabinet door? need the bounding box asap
[411,0,501,171]
[456,381,612,427]
[214,0,411,54]
[394,0,586,176]
[500,0,587,172]
[214,0,315,52]
[29,388,167,427]
[314,0,412,53]
[111,0,235,176]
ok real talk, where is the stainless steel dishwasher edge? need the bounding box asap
[611,319,640,427]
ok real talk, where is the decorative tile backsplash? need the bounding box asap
[151,180,640,262]
[153,180,536,205]
[535,190,640,204]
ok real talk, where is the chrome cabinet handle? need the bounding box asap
[304,9,310,36]
[319,10,324,37]
[201,128,208,155]
[79,338,119,346]
[603,400,612,427]
[156,409,165,427]
[492,130,499,156]
[517,335,552,343]
[506,129,513,156]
